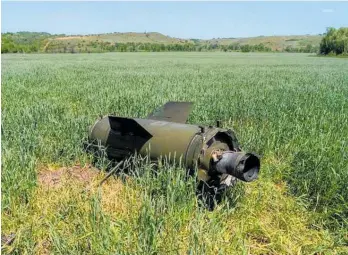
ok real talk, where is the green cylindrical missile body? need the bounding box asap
[89,116,203,170]
[89,115,259,183]
[136,118,203,168]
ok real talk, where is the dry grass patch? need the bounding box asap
[2,163,141,254]
[170,180,337,254]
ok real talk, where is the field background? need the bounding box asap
[2,52,348,254]
[2,32,322,53]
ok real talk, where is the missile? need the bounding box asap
[88,102,260,189]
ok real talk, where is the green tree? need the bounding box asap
[320,27,348,55]
[241,44,251,52]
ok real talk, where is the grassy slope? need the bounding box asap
[43,32,196,53]
[49,32,193,45]
[2,53,347,254]
[203,35,323,50]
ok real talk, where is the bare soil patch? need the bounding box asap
[38,164,100,188]
[1,233,15,247]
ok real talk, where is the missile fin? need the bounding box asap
[107,116,152,152]
[147,101,193,123]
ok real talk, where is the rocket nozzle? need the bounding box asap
[214,152,260,182]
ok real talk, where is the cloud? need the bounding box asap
[321,9,334,13]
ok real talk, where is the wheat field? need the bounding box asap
[2,52,347,254]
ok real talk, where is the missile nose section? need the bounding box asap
[214,152,260,182]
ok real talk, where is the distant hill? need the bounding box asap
[52,32,192,44]
[2,31,322,53]
[202,35,323,51]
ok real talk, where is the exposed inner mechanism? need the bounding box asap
[196,128,260,188]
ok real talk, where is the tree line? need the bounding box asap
[40,40,319,54]
[0,40,319,54]
[44,40,277,53]
[319,27,348,55]
[1,32,54,53]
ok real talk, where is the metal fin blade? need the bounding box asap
[108,116,152,139]
[107,116,152,153]
[147,102,193,123]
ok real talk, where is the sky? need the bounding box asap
[2,1,348,39]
